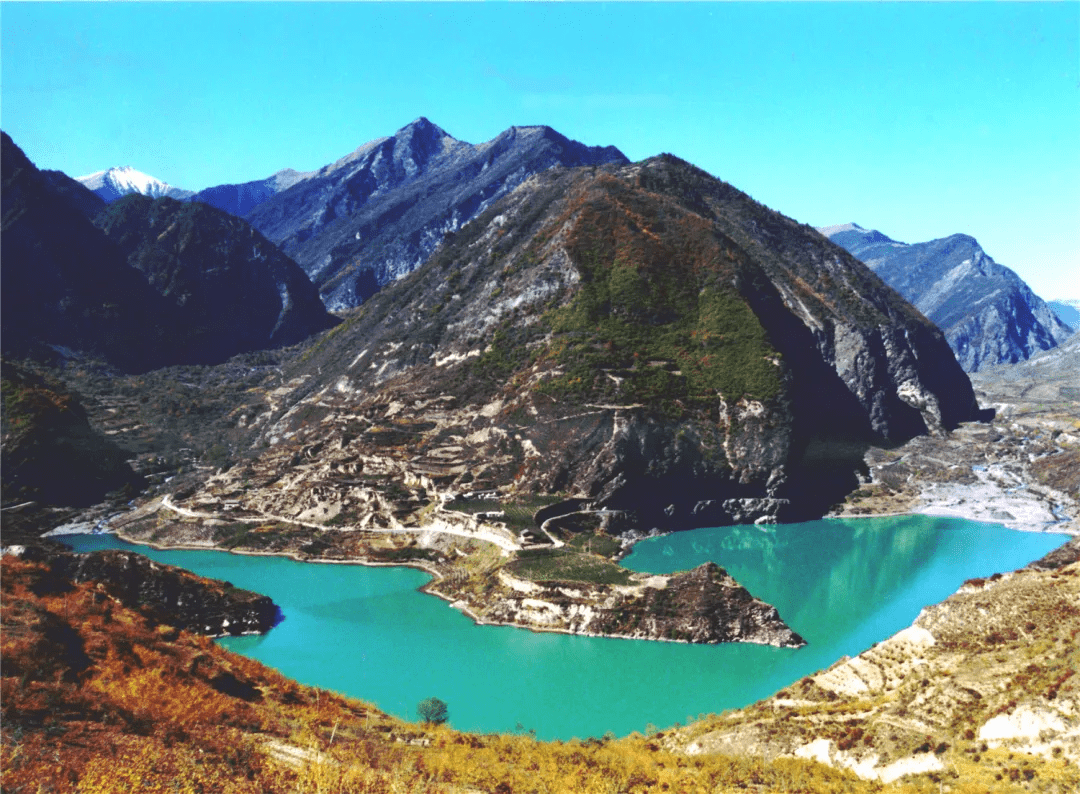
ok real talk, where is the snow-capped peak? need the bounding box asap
[817,222,868,238]
[76,165,193,202]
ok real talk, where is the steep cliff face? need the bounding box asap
[213,156,976,533]
[95,195,335,365]
[245,118,629,309]
[821,224,1073,372]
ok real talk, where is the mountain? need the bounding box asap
[2,131,334,371]
[1,131,178,371]
[76,165,194,202]
[187,168,313,218]
[1049,299,1080,331]
[94,195,336,364]
[204,155,977,536]
[972,322,1080,408]
[1,361,143,507]
[820,223,1073,372]
[38,168,107,220]
[243,117,630,309]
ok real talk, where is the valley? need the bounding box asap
[32,153,989,650]
[3,115,1078,791]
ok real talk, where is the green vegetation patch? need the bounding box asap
[445,494,563,531]
[469,324,545,384]
[299,313,358,363]
[1,366,74,437]
[533,194,782,413]
[212,522,299,550]
[506,548,633,586]
[565,532,623,558]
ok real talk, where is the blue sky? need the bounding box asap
[3,2,1077,299]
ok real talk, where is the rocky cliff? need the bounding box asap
[244,117,629,309]
[820,223,1073,372]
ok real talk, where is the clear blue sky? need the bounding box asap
[3,2,1077,299]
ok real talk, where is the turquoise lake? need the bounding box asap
[64,516,1067,740]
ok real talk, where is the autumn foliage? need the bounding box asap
[0,553,894,793]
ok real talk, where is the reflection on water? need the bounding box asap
[64,517,1065,739]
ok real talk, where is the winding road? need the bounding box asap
[158,493,522,552]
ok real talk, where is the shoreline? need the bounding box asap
[828,482,1078,538]
[58,501,1073,650]
[104,528,796,646]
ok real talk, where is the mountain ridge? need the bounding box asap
[94,194,336,364]
[187,167,313,218]
[241,118,630,309]
[1,131,179,371]
[2,131,334,372]
[820,224,1072,371]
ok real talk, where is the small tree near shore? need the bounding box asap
[417,697,448,725]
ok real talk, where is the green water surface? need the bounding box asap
[64,516,1066,739]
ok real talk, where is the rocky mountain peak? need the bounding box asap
[243,120,629,310]
[818,223,905,251]
[398,115,450,141]
[390,117,457,176]
[821,224,1072,371]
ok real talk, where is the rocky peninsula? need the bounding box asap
[4,544,280,637]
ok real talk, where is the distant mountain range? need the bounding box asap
[1049,299,1080,331]
[972,319,1080,409]
[74,119,629,311]
[238,118,630,310]
[819,223,1072,372]
[76,165,194,202]
[188,168,312,218]
[2,132,332,370]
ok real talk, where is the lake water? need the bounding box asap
[64,516,1067,740]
